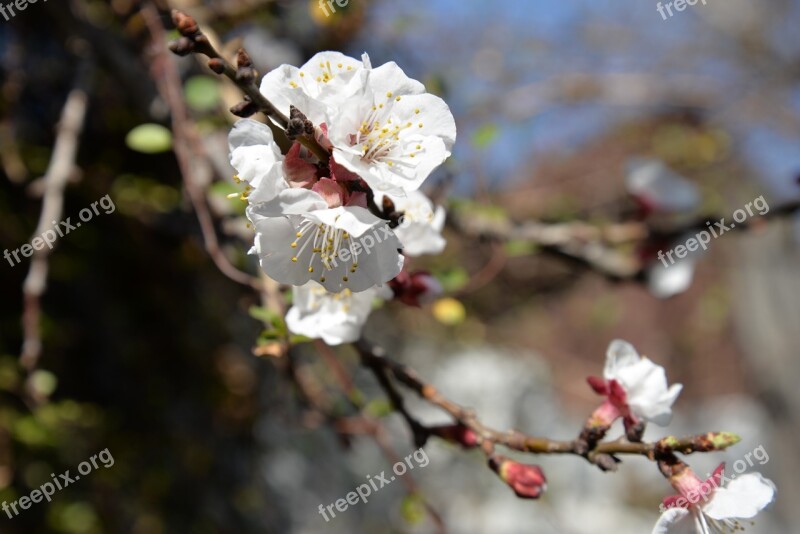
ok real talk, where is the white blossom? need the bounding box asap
[248,192,403,293]
[626,158,701,214]
[383,190,446,256]
[258,51,456,195]
[286,281,389,345]
[653,465,776,534]
[602,339,683,426]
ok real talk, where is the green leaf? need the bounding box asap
[364,398,393,418]
[472,124,499,148]
[438,268,469,292]
[248,306,279,325]
[185,76,221,112]
[0,356,20,391]
[504,240,538,257]
[125,124,173,154]
[400,493,426,525]
[13,417,51,446]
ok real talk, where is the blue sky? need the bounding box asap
[345,0,800,201]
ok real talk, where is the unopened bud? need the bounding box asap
[592,453,619,472]
[389,270,443,307]
[171,10,198,36]
[236,48,254,69]
[430,423,479,449]
[624,417,645,443]
[489,456,546,499]
[708,432,741,450]
[208,58,225,74]
[230,98,258,118]
[236,66,257,85]
[168,37,195,56]
[285,106,314,140]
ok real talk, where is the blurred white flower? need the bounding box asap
[653,463,776,534]
[286,282,389,345]
[626,159,701,215]
[646,255,699,299]
[645,232,706,299]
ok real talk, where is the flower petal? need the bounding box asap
[305,206,382,238]
[617,358,682,424]
[283,142,318,188]
[229,119,285,202]
[365,61,426,97]
[651,507,691,534]
[626,158,701,214]
[259,51,364,123]
[247,188,327,220]
[286,282,381,345]
[704,472,776,520]
[386,190,447,256]
[603,339,641,380]
[647,258,697,299]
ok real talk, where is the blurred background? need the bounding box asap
[1,0,800,532]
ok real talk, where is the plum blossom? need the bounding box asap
[247,190,403,293]
[286,281,389,345]
[586,340,682,434]
[260,51,456,194]
[230,50,456,292]
[327,62,456,195]
[653,463,776,534]
[381,190,446,256]
[626,158,701,216]
[260,51,367,128]
[230,119,404,292]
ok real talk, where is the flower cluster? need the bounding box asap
[582,340,775,533]
[229,52,455,343]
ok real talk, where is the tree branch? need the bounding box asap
[20,59,93,388]
[355,338,740,470]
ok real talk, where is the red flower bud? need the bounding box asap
[389,270,442,307]
[489,456,547,499]
[171,10,199,37]
[430,423,479,448]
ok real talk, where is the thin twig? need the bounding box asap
[287,346,446,533]
[20,59,93,381]
[141,2,261,290]
[169,9,331,163]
